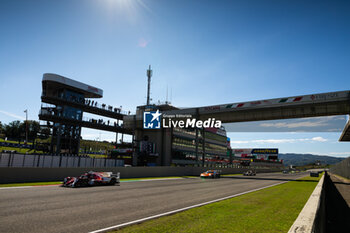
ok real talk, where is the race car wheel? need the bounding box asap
[109,178,116,185]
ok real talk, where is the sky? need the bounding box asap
[0,0,349,157]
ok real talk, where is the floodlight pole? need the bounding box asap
[24,109,28,143]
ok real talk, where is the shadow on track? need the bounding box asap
[332,181,350,186]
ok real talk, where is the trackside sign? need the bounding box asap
[143,110,222,129]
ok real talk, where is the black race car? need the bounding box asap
[62,171,120,187]
[243,170,256,176]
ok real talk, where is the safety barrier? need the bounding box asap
[0,153,124,168]
[329,156,350,179]
[0,166,281,184]
[288,173,326,233]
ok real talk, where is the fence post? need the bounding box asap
[22,154,26,167]
[37,155,41,167]
[42,155,45,168]
[8,152,12,167]
[10,152,15,167]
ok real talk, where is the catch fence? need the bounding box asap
[0,153,124,168]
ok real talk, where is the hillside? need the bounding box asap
[279,153,346,166]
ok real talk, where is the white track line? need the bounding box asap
[0,186,37,190]
[0,184,63,190]
[89,181,288,233]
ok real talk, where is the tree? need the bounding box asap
[4,120,23,140]
[28,121,40,142]
[2,120,40,142]
[0,121,4,138]
[39,127,51,139]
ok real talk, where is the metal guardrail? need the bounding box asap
[0,153,124,168]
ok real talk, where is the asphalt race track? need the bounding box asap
[0,172,308,233]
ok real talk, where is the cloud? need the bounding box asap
[260,121,328,129]
[138,38,149,48]
[230,140,251,144]
[329,152,350,156]
[0,110,25,120]
[305,151,350,158]
[311,136,327,142]
[225,115,346,132]
[230,136,328,145]
[327,128,343,132]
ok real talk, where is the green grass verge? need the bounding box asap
[121,176,197,181]
[114,175,321,233]
[221,174,241,177]
[0,181,62,187]
[0,138,33,145]
[0,146,32,154]
[332,173,350,182]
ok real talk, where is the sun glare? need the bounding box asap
[95,0,152,23]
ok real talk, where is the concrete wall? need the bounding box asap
[288,173,326,233]
[329,156,350,179]
[0,166,281,184]
[0,153,124,168]
[289,172,350,233]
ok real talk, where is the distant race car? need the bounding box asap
[200,170,221,179]
[243,170,256,176]
[62,171,120,187]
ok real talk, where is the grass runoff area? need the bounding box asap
[0,181,62,187]
[114,175,322,233]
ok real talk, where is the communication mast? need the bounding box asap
[146,65,153,106]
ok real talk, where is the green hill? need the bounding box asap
[279,153,345,166]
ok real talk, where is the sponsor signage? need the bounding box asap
[233,149,252,154]
[143,110,222,129]
[251,148,278,154]
[311,93,339,101]
[87,86,99,93]
[143,110,162,129]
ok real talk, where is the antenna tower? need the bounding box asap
[146,65,153,105]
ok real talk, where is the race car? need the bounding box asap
[62,171,120,187]
[200,170,221,179]
[243,170,256,176]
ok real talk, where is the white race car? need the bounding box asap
[63,171,120,187]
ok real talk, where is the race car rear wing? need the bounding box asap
[112,172,120,183]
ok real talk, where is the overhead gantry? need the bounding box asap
[124,90,350,141]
